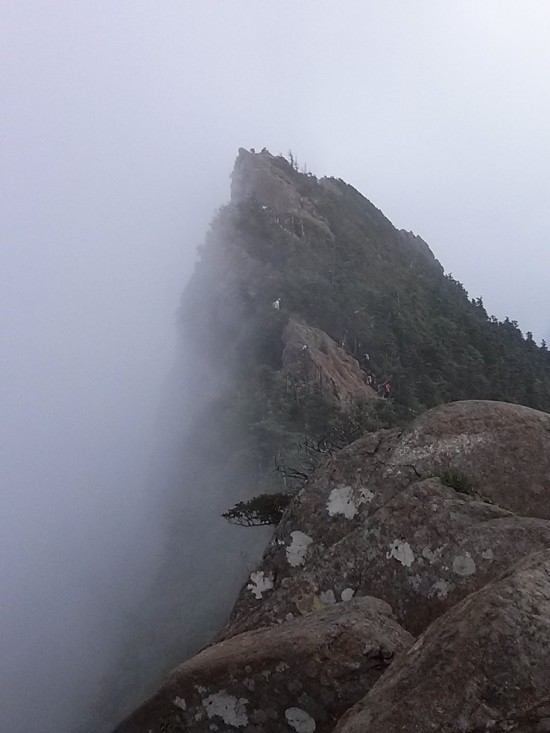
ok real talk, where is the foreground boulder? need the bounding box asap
[226,478,550,638]
[222,400,550,639]
[112,597,412,733]
[389,399,550,518]
[333,549,550,732]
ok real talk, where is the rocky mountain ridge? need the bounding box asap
[114,400,550,732]
[111,150,550,732]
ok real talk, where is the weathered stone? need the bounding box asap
[389,399,550,518]
[221,401,550,639]
[282,318,376,409]
[333,549,550,732]
[231,148,333,238]
[224,478,550,637]
[111,597,413,733]
[318,478,550,635]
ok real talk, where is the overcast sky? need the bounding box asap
[2,3,550,732]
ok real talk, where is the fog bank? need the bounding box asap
[2,3,550,731]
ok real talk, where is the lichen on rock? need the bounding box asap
[111,598,413,733]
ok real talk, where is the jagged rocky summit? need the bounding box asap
[112,149,550,732]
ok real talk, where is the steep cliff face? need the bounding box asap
[281,318,377,409]
[111,150,550,732]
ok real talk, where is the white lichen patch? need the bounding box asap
[285,707,316,733]
[326,484,373,519]
[173,696,187,711]
[360,487,375,502]
[429,579,451,599]
[482,548,494,561]
[422,546,443,565]
[452,553,476,576]
[202,691,249,728]
[320,589,336,604]
[286,531,313,567]
[341,587,355,602]
[387,539,415,567]
[247,570,274,599]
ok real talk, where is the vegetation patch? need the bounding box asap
[222,492,293,527]
[437,469,476,495]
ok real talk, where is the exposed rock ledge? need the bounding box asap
[112,400,550,732]
[112,597,412,733]
[223,400,550,640]
[334,549,550,732]
[282,318,377,408]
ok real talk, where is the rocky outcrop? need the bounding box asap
[231,148,333,239]
[334,549,550,732]
[222,400,550,639]
[227,478,550,639]
[112,597,412,733]
[399,229,444,274]
[282,318,377,408]
[112,398,550,732]
[390,399,550,518]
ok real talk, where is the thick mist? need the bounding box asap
[0,7,225,731]
[2,3,550,732]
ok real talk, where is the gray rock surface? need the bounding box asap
[112,400,550,732]
[333,549,550,733]
[231,148,333,238]
[226,478,550,638]
[390,399,550,518]
[222,401,550,638]
[111,597,413,733]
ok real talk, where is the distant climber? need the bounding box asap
[272,298,280,310]
[366,372,375,387]
[383,382,392,399]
